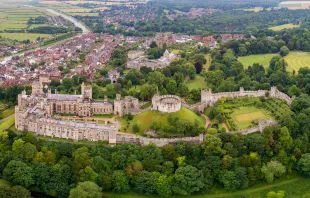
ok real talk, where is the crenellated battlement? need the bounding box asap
[201,87,294,107]
[152,94,182,113]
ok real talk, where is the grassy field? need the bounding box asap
[204,54,211,71]
[0,33,52,41]
[101,174,310,198]
[284,52,310,72]
[231,106,273,129]
[186,75,208,90]
[269,23,300,31]
[117,107,205,134]
[0,107,14,119]
[239,53,277,68]
[0,115,15,133]
[242,7,264,12]
[0,5,50,31]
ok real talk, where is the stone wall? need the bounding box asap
[152,95,181,113]
[200,87,294,110]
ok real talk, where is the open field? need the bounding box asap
[0,108,15,119]
[0,33,52,41]
[0,115,15,132]
[117,107,205,133]
[0,5,50,31]
[67,12,99,16]
[231,106,272,129]
[269,23,300,31]
[279,1,310,10]
[284,52,310,72]
[186,75,208,90]
[242,7,264,12]
[239,53,277,68]
[102,174,310,198]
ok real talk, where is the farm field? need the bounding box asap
[284,52,310,72]
[242,7,264,12]
[230,106,273,129]
[0,33,52,41]
[279,1,310,10]
[0,5,50,31]
[239,53,277,68]
[269,23,300,31]
[102,174,310,198]
[186,75,208,90]
[117,107,205,134]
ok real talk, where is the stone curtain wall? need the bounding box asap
[114,119,276,147]
[201,87,294,107]
[152,95,182,113]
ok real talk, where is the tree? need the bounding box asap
[201,135,225,156]
[280,46,289,56]
[194,62,203,74]
[297,153,310,177]
[112,170,130,193]
[132,123,140,133]
[68,181,102,198]
[78,166,98,182]
[156,175,172,197]
[3,160,34,188]
[267,190,285,198]
[166,79,177,94]
[134,171,159,195]
[172,165,204,195]
[72,147,93,173]
[218,170,240,191]
[0,186,31,198]
[261,161,286,183]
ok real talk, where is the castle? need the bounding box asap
[152,94,181,113]
[15,77,140,143]
[126,49,177,71]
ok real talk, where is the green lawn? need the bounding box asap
[239,54,277,68]
[102,174,310,198]
[186,75,207,90]
[231,106,273,129]
[0,108,14,119]
[0,115,15,132]
[284,52,310,72]
[117,107,205,134]
[204,54,211,71]
[0,33,52,41]
[269,23,300,31]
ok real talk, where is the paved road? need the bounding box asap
[45,8,89,34]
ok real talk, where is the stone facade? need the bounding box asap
[126,49,177,71]
[152,94,181,113]
[153,32,176,47]
[15,78,140,144]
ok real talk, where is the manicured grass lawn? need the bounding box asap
[269,23,300,31]
[239,54,277,68]
[204,54,211,71]
[0,33,52,41]
[284,52,310,72]
[102,175,310,198]
[0,108,14,119]
[186,75,207,90]
[93,114,114,118]
[0,179,10,187]
[0,115,15,132]
[231,106,273,129]
[117,107,205,133]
